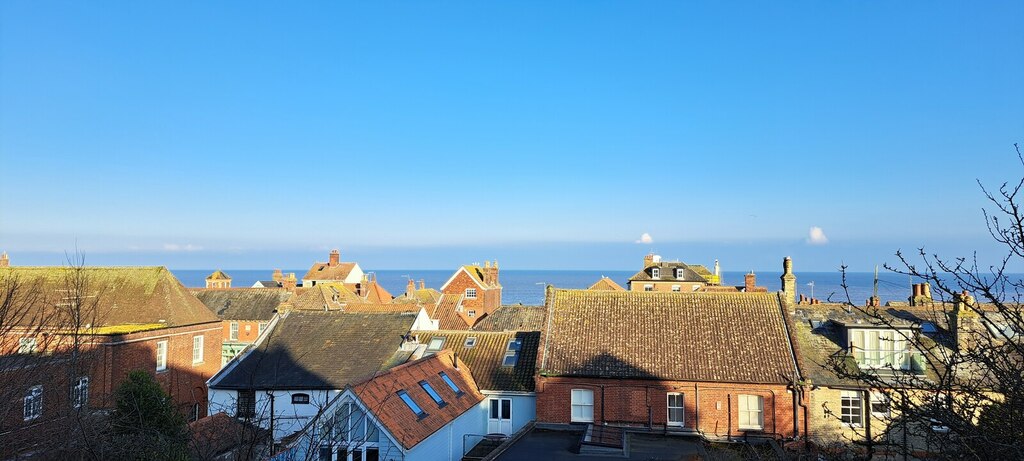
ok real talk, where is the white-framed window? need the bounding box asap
[229,322,239,341]
[24,386,42,420]
[465,337,477,348]
[870,391,890,419]
[849,328,908,369]
[258,322,268,335]
[18,337,37,354]
[71,377,89,409]
[841,390,863,426]
[237,390,256,418]
[651,268,660,279]
[667,392,684,427]
[328,401,380,445]
[156,340,168,371]
[671,285,681,292]
[192,335,204,364]
[468,309,476,318]
[675,268,685,279]
[292,393,310,404]
[503,338,522,367]
[738,394,763,430]
[571,389,594,422]
[644,284,654,292]
[465,288,477,299]
[426,336,445,355]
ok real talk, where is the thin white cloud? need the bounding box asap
[635,233,653,244]
[806,227,828,245]
[162,243,203,252]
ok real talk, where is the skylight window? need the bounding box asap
[426,337,445,355]
[439,372,464,396]
[503,338,523,367]
[921,322,938,334]
[465,337,477,348]
[397,390,426,418]
[419,381,446,407]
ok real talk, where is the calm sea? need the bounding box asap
[171,269,965,306]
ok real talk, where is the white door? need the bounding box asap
[487,398,512,434]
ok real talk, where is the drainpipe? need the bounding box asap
[864,389,873,460]
[266,391,276,445]
[694,383,700,433]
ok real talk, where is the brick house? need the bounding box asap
[627,253,721,292]
[191,287,293,365]
[302,249,364,287]
[435,261,502,328]
[0,266,222,457]
[536,288,803,440]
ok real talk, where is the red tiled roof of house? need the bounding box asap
[540,289,800,384]
[302,262,356,282]
[430,293,470,330]
[188,412,268,460]
[363,280,394,304]
[352,350,484,450]
[588,277,626,291]
[206,270,231,280]
[344,302,421,314]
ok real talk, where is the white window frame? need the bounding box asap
[156,340,168,372]
[571,389,594,423]
[643,284,654,292]
[258,322,268,335]
[849,328,908,369]
[192,335,204,365]
[738,394,763,430]
[18,337,37,354]
[651,268,660,279]
[671,285,681,292]
[841,390,864,427]
[870,391,890,419]
[24,385,42,420]
[229,322,239,341]
[667,392,684,427]
[71,377,89,409]
[465,288,477,299]
[675,268,684,279]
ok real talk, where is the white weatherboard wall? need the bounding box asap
[404,405,485,461]
[208,388,340,440]
[479,393,536,436]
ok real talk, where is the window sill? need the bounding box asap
[738,426,763,431]
[156,368,169,373]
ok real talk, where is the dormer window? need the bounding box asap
[651,268,660,279]
[848,328,910,369]
[465,288,477,299]
[675,268,684,279]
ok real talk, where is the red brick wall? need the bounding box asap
[222,319,265,343]
[536,376,797,439]
[443,270,502,325]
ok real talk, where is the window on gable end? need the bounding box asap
[465,288,477,299]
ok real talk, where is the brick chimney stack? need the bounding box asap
[272,269,283,282]
[0,252,8,268]
[644,253,655,268]
[406,279,416,297]
[329,249,340,267]
[419,279,426,290]
[744,272,756,292]
[781,257,796,305]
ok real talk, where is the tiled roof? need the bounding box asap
[471,305,547,332]
[352,350,484,450]
[430,294,470,330]
[540,289,799,384]
[206,270,231,280]
[363,280,394,304]
[0,267,220,329]
[628,262,710,283]
[191,288,292,321]
[286,283,361,311]
[413,330,540,391]
[344,303,422,314]
[188,412,268,460]
[393,288,443,305]
[588,277,626,291]
[302,262,356,282]
[213,311,416,390]
[462,265,501,288]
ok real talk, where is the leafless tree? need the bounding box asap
[822,145,1024,460]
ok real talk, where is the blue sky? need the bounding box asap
[1,1,1022,271]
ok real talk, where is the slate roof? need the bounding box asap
[588,277,626,291]
[471,305,547,332]
[252,280,281,288]
[413,330,540,392]
[352,350,484,450]
[286,283,361,311]
[191,288,292,321]
[302,262,357,282]
[212,311,416,390]
[628,262,710,283]
[430,294,469,330]
[206,270,231,281]
[540,289,799,384]
[0,267,220,330]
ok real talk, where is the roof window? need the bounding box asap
[439,371,464,396]
[419,381,446,407]
[465,337,477,348]
[502,338,523,367]
[397,390,427,418]
[426,337,445,355]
